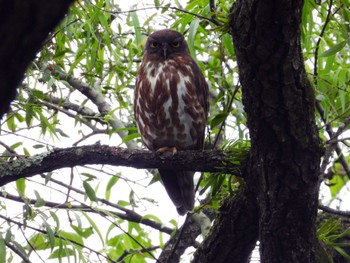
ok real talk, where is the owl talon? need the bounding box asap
[156,147,177,158]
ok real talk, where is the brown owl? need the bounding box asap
[134,29,209,215]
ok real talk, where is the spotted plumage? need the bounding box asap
[134,29,209,215]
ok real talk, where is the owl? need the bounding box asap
[134,29,209,215]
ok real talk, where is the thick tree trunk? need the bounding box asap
[0,0,74,118]
[229,0,321,262]
[192,187,259,263]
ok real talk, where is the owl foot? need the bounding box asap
[156,147,177,159]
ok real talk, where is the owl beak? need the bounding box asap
[162,43,169,59]
[163,48,167,59]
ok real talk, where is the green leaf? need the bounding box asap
[38,111,57,137]
[319,41,346,57]
[5,230,11,243]
[0,236,6,263]
[48,248,74,259]
[81,172,97,180]
[28,233,49,250]
[55,128,70,138]
[333,245,350,260]
[117,200,130,207]
[210,112,229,128]
[16,178,26,197]
[82,211,104,245]
[131,11,141,45]
[23,147,30,156]
[222,33,234,56]
[122,133,140,143]
[142,214,162,224]
[148,173,161,185]
[10,142,22,150]
[70,225,93,239]
[328,173,349,199]
[44,222,56,250]
[50,211,60,232]
[59,231,83,246]
[105,175,119,201]
[188,18,200,56]
[32,144,45,149]
[107,234,123,247]
[83,181,97,201]
[6,114,16,132]
[34,197,45,207]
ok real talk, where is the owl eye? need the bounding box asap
[150,42,159,48]
[171,41,180,48]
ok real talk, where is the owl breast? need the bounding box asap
[134,58,206,151]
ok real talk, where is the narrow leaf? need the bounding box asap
[210,112,229,128]
[16,178,26,197]
[83,181,97,201]
[0,236,6,263]
[131,11,141,45]
[122,133,140,143]
[319,41,346,57]
[50,211,60,232]
[48,248,74,259]
[105,176,119,201]
[45,223,56,250]
[82,212,104,246]
[188,18,200,56]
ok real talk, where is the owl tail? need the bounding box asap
[158,169,195,215]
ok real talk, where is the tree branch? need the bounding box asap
[318,204,350,219]
[0,190,173,234]
[0,144,243,186]
[48,66,138,149]
[6,242,32,263]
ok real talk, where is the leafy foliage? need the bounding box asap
[0,0,350,262]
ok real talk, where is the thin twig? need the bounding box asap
[44,178,174,234]
[117,245,160,262]
[317,101,350,178]
[86,0,221,26]
[0,214,114,262]
[0,141,19,156]
[319,204,350,218]
[6,242,32,263]
[313,0,334,78]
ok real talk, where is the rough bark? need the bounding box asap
[0,145,243,186]
[0,0,74,118]
[192,187,259,263]
[229,0,321,262]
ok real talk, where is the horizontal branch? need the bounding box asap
[0,144,243,187]
[0,189,173,234]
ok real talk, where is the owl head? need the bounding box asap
[144,29,190,60]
